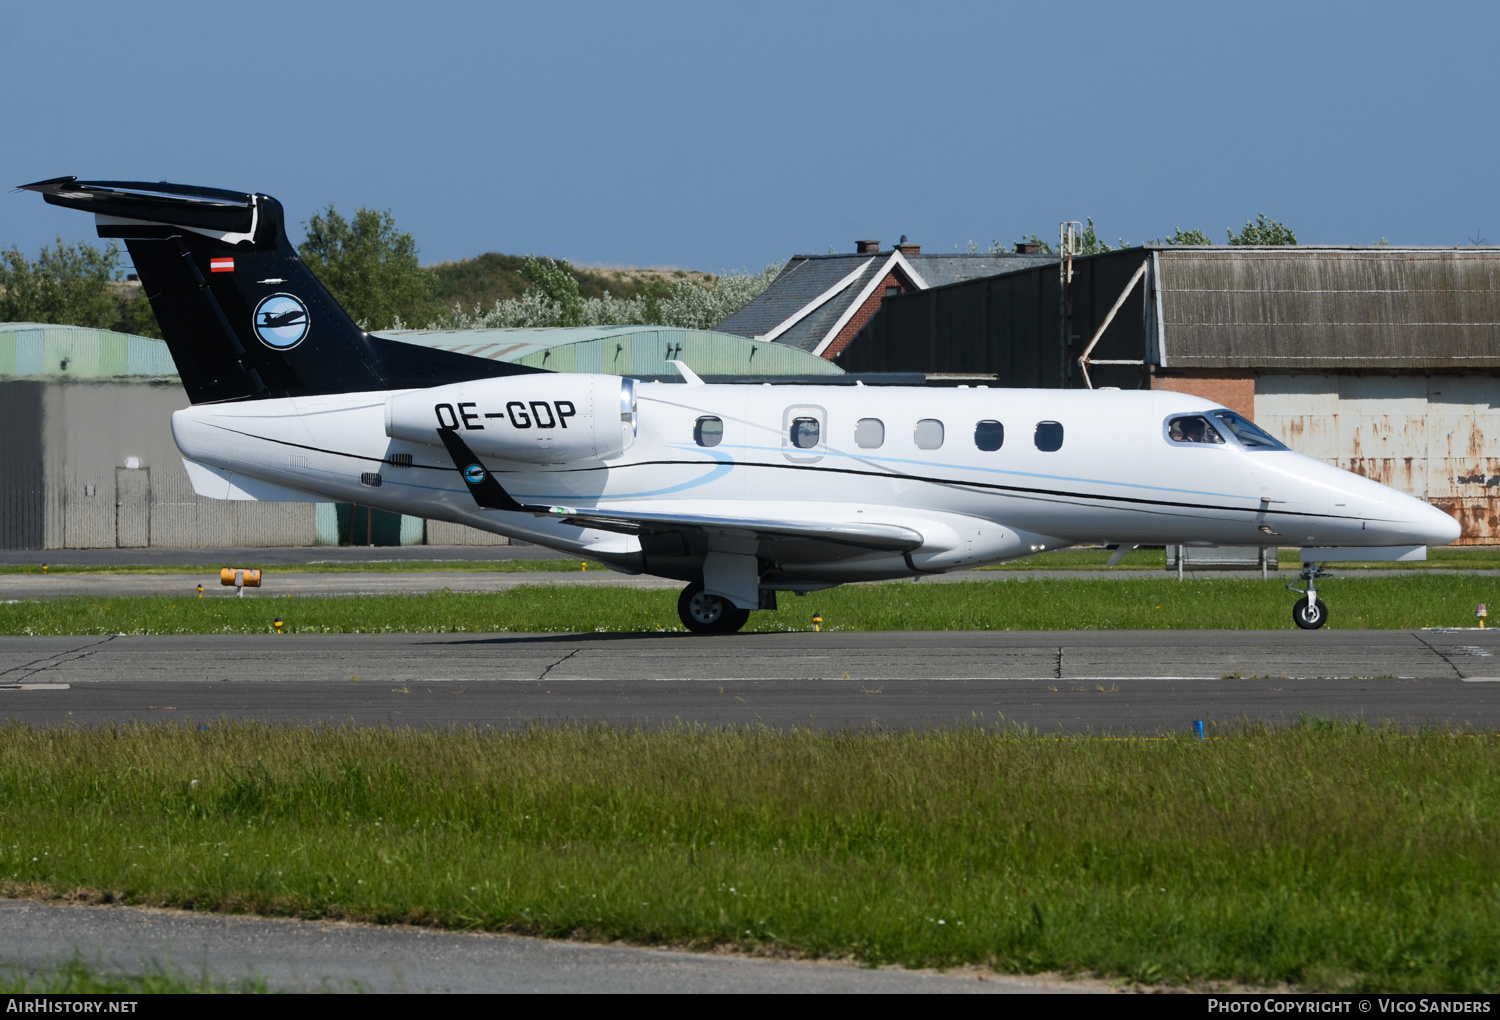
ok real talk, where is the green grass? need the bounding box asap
[4,575,1499,635]
[1,721,1497,991]
[0,558,602,576]
[0,957,266,993]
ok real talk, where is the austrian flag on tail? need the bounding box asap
[209,257,234,273]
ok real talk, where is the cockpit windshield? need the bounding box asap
[1211,410,1287,450]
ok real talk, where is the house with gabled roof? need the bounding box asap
[715,239,1052,360]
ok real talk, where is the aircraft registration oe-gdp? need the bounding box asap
[21,177,1461,633]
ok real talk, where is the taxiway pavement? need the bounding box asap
[1,630,1496,733]
[0,900,1067,993]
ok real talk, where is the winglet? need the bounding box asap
[435,429,530,513]
[668,360,705,385]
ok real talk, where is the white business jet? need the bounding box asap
[22,178,1461,632]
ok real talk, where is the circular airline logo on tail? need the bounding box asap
[252,293,310,349]
[464,464,487,484]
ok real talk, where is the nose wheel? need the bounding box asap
[1288,562,1331,630]
[677,582,751,634]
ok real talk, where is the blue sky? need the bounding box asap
[2,1,1495,271]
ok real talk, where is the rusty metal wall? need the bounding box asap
[1160,250,1500,369]
[1255,373,1500,543]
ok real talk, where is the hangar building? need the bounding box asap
[834,246,1500,543]
[0,322,837,550]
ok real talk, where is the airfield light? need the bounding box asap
[41,564,48,574]
[1478,604,1488,629]
[196,584,203,599]
[812,613,823,632]
[273,617,283,634]
[581,561,587,571]
[1193,720,1206,740]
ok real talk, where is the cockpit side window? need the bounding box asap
[694,416,723,447]
[1211,410,1287,450]
[1166,414,1225,446]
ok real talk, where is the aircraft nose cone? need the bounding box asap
[1419,501,1463,546]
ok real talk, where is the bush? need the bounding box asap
[432,263,782,331]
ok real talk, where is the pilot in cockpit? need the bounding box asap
[1169,415,1222,444]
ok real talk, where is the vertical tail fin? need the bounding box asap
[19,177,538,403]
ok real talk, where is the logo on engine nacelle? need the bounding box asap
[463,463,487,484]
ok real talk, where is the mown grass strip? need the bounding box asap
[1,721,1497,991]
[3,575,1499,635]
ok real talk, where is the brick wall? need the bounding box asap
[1149,371,1256,418]
[822,270,907,360]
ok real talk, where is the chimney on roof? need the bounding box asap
[855,239,880,254]
[1014,242,1042,255]
[894,235,920,256]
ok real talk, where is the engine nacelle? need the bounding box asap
[385,374,636,464]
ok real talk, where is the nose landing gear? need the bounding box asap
[1288,561,1331,630]
[677,582,751,634]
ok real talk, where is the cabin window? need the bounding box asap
[855,418,885,449]
[694,416,724,448]
[1212,410,1287,450]
[914,419,945,450]
[1034,421,1064,452]
[974,420,1004,451]
[790,417,821,450]
[1166,415,1224,445]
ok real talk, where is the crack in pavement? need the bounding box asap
[0,635,119,683]
[1411,632,1466,679]
[536,648,580,681]
[1054,647,1064,680]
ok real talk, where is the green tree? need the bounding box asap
[1164,227,1212,246]
[518,256,584,326]
[1228,214,1297,246]
[299,206,436,330]
[0,238,128,328]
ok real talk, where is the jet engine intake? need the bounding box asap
[386,375,635,464]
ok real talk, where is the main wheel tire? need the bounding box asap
[677,582,751,634]
[1292,597,1329,630]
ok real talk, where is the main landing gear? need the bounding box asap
[1288,561,1330,630]
[677,582,751,635]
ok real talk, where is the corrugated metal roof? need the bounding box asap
[0,323,178,379]
[373,325,842,376]
[1158,248,1500,369]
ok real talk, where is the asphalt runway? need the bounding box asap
[0,900,1066,993]
[2,630,1497,732]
